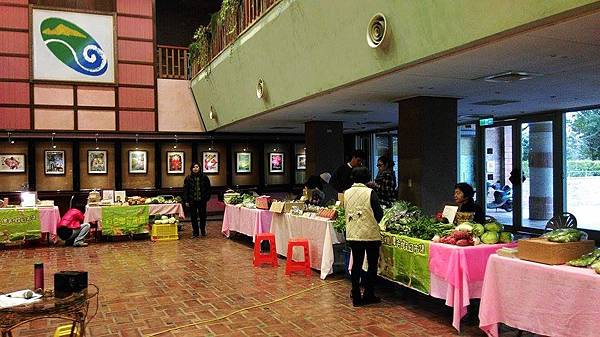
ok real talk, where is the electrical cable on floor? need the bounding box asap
[144,279,344,337]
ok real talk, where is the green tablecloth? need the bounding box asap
[101,205,149,236]
[379,232,431,294]
[0,208,41,243]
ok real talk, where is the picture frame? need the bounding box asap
[114,191,126,203]
[236,152,252,174]
[296,154,306,170]
[102,189,114,202]
[87,150,107,174]
[0,154,26,173]
[44,150,65,175]
[202,151,219,174]
[269,152,284,173]
[167,151,185,174]
[128,150,147,174]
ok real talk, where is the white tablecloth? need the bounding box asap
[271,213,344,279]
[83,204,185,229]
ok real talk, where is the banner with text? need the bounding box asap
[0,209,42,243]
[379,232,430,294]
[102,205,149,236]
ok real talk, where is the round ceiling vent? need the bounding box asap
[367,13,387,48]
[256,79,265,99]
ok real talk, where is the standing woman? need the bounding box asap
[184,162,212,238]
[345,167,384,307]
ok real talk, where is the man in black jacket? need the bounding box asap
[330,150,366,194]
[183,162,212,237]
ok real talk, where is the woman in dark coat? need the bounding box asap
[183,162,212,237]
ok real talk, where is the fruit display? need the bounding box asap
[436,221,514,246]
[542,228,587,243]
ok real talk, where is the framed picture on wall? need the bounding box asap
[167,151,184,174]
[88,150,107,174]
[0,154,26,173]
[269,153,284,173]
[128,150,147,174]
[202,151,219,174]
[296,154,306,170]
[236,152,252,173]
[44,150,65,175]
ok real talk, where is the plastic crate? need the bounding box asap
[151,223,179,241]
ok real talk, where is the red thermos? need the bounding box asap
[34,263,44,290]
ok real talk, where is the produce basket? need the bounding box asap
[151,223,178,242]
[518,238,595,265]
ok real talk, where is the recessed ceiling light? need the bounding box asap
[471,99,519,106]
[477,71,541,83]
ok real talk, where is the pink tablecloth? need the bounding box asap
[84,204,185,229]
[479,255,600,337]
[429,242,517,332]
[39,206,61,235]
[221,204,272,241]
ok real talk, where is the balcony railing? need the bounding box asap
[157,45,190,80]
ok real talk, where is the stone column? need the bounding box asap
[397,97,457,215]
[305,121,344,178]
[528,121,553,220]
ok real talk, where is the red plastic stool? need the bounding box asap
[253,233,278,267]
[285,239,311,276]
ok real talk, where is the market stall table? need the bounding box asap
[0,207,60,244]
[83,204,185,230]
[479,254,600,337]
[271,213,344,279]
[221,204,272,240]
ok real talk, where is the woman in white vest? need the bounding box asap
[344,167,384,306]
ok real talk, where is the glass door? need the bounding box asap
[484,125,514,226]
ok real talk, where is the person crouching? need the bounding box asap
[57,208,90,247]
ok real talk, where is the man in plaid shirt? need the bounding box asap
[370,156,397,207]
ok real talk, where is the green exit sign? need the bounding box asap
[479,118,494,126]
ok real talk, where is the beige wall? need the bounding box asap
[35,142,73,191]
[161,143,192,189]
[197,143,227,187]
[121,142,155,189]
[0,142,28,191]
[157,79,204,132]
[79,142,116,190]
[232,143,259,186]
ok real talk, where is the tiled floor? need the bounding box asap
[0,221,518,337]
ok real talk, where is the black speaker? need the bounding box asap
[54,271,88,298]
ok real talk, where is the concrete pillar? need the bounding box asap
[397,97,457,215]
[305,121,344,178]
[528,121,553,220]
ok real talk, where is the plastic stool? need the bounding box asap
[54,324,79,337]
[285,239,311,276]
[253,233,278,267]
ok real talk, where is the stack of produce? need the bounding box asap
[542,228,587,243]
[127,196,146,205]
[379,201,455,240]
[144,196,182,205]
[228,193,256,208]
[568,249,600,274]
[153,215,178,225]
[436,222,514,246]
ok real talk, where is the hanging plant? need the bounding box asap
[218,0,241,35]
[189,25,210,69]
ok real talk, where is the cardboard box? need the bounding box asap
[269,201,285,213]
[284,201,305,213]
[518,238,595,265]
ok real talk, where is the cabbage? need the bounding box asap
[485,222,503,232]
[472,224,485,237]
[161,215,169,220]
[499,232,514,243]
[481,231,499,244]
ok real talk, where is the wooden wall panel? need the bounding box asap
[79,142,115,190]
[77,110,116,131]
[0,5,28,30]
[0,108,30,130]
[232,143,259,186]
[76,86,115,107]
[121,142,155,189]
[197,143,227,187]
[116,0,152,17]
[0,141,28,192]
[34,84,74,106]
[1,0,28,5]
[117,16,153,40]
[117,40,154,63]
[161,143,191,189]
[118,64,154,86]
[35,142,74,191]
[34,108,74,130]
[0,31,29,55]
[118,87,154,109]
[0,82,29,104]
[119,111,154,131]
[0,56,29,79]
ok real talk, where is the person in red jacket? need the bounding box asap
[56,208,90,247]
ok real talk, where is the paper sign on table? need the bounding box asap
[442,205,458,224]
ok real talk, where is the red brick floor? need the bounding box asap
[0,221,520,337]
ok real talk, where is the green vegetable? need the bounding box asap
[456,223,473,232]
[592,260,600,274]
[481,231,499,244]
[333,207,345,233]
[544,229,585,243]
[498,232,514,243]
[471,223,485,237]
[568,249,600,267]
[484,222,503,232]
